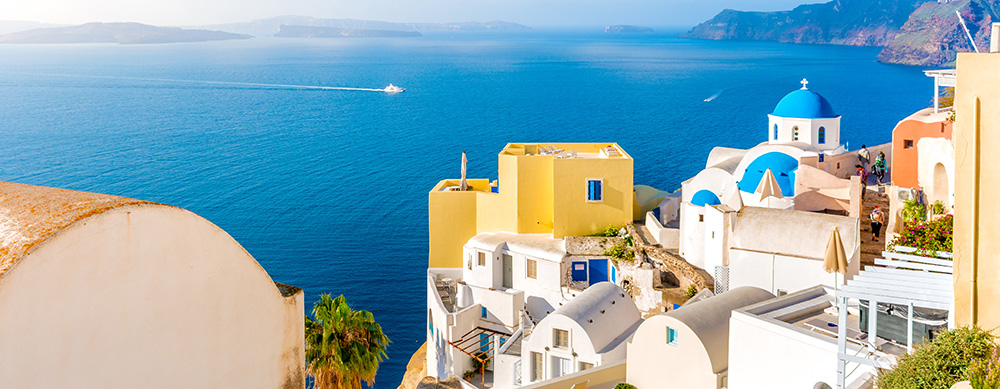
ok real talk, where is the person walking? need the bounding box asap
[872,152,887,184]
[870,206,885,242]
[858,144,871,169]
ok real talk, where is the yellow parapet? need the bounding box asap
[428,143,635,268]
[954,52,1000,330]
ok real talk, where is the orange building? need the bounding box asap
[890,109,952,189]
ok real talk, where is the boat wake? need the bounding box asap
[6,71,394,92]
[704,91,722,102]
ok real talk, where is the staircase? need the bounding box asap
[859,187,890,268]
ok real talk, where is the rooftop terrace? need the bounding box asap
[500,143,631,159]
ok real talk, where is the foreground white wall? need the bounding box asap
[0,204,303,389]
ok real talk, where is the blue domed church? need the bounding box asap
[767,79,843,152]
[667,79,860,275]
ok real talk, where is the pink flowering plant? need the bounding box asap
[888,214,953,256]
[970,347,1000,389]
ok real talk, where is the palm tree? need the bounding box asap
[305,294,390,389]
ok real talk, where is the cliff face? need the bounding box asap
[682,0,926,46]
[877,0,1000,66]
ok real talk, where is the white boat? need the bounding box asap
[384,84,405,93]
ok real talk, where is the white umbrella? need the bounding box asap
[460,151,468,191]
[755,168,783,207]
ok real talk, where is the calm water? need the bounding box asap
[0,31,928,387]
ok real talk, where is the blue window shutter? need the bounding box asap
[481,307,487,318]
[596,181,602,200]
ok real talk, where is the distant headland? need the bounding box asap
[605,25,654,33]
[0,22,252,44]
[275,25,422,38]
[681,0,1000,67]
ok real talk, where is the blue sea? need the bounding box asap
[0,30,929,387]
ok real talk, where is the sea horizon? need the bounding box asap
[0,31,931,387]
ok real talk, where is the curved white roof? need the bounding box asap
[658,286,775,372]
[465,232,566,262]
[547,282,641,353]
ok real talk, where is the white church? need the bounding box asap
[652,79,864,296]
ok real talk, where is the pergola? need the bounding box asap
[834,247,953,389]
[447,326,509,389]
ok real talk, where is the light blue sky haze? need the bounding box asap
[2,0,812,28]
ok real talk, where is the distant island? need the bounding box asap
[195,16,530,37]
[0,22,252,44]
[0,20,64,35]
[681,0,1000,66]
[605,25,653,33]
[275,25,421,38]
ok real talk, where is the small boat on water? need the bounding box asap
[384,84,405,93]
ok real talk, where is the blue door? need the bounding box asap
[588,258,609,285]
[571,261,588,282]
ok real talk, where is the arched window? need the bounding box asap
[792,126,799,141]
[773,124,779,140]
[818,126,826,144]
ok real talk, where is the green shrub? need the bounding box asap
[931,200,946,215]
[684,284,699,298]
[969,347,1000,389]
[595,225,622,237]
[888,215,953,255]
[603,243,634,262]
[876,326,995,389]
[614,384,637,389]
[901,198,927,226]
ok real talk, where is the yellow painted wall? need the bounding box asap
[428,144,634,268]
[428,179,487,268]
[552,156,633,238]
[954,53,1000,329]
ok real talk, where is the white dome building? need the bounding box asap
[767,79,844,153]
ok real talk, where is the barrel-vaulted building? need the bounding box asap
[0,181,304,388]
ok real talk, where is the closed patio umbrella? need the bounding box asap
[823,226,849,275]
[755,168,783,207]
[460,151,468,191]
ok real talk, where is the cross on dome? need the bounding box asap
[800,78,809,89]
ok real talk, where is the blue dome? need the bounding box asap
[772,89,839,119]
[737,152,798,197]
[690,190,721,207]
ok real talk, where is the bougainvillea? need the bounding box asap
[888,215,953,256]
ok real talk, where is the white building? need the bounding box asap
[519,282,641,387]
[727,207,861,296]
[728,285,892,389]
[427,232,626,386]
[625,286,775,389]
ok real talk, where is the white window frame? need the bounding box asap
[477,251,487,267]
[586,178,604,203]
[526,258,537,279]
[553,328,569,349]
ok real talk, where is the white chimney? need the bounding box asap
[992,23,1000,53]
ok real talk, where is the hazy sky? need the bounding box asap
[1,0,811,27]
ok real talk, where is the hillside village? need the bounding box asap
[415,23,1000,389]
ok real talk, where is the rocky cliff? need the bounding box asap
[682,0,926,46]
[877,0,1000,66]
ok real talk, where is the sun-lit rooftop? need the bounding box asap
[500,143,631,159]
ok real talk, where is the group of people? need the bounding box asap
[858,144,888,241]
[856,144,887,185]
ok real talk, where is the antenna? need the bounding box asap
[956,10,980,53]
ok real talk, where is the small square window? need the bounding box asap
[527,258,537,279]
[481,306,487,318]
[579,362,594,371]
[666,327,678,346]
[818,153,825,162]
[904,139,914,149]
[698,215,704,222]
[553,328,569,348]
[586,179,603,202]
[478,252,486,267]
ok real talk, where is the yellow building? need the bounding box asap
[428,143,635,268]
[953,46,1000,330]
